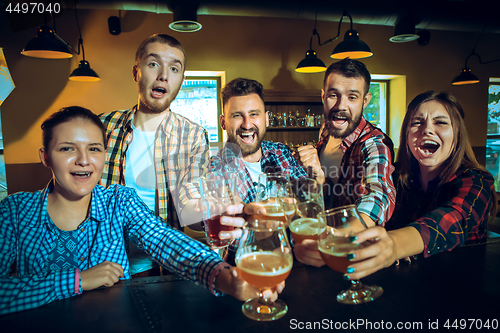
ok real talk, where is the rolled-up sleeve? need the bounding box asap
[355,135,396,226]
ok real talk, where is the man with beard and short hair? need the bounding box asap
[99,35,260,234]
[294,58,396,267]
[210,78,309,204]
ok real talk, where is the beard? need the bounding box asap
[137,80,182,113]
[325,110,363,139]
[227,126,265,158]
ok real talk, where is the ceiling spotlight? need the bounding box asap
[390,18,419,43]
[169,3,202,33]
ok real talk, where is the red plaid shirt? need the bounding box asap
[316,117,396,225]
[387,168,495,257]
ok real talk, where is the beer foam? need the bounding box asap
[237,252,293,276]
[290,218,325,235]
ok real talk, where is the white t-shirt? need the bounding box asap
[320,136,344,184]
[125,123,156,211]
[243,159,262,188]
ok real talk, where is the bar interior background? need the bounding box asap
[0,0,499,194]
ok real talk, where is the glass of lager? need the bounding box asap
[283,178,325,244]
[317,205,383,304]
[235,219,293,321]
[253,173,292,226]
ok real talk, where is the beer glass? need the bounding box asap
[317,205,383,304]
[200,171,237,249]
[236,219,292,321]
[283,178,325,244]
[253,173,292,225]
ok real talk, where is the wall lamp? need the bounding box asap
[21,8,100,82]
[452,25,500,85]
[296,10,373,73]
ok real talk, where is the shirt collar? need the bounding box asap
[129,106,173,138]
[29,181,106,229]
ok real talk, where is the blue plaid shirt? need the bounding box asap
[0,183,229,315]
[210,141,308,203]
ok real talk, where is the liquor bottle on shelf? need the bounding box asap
[295,111,301,127]
[288,111,295,127]
[276,113,283,127]
[306,109,315,127]
[282,112,287,127]
[268,111,275,127]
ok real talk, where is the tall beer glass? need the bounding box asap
[236,219,292,321]
[253,173,292,225]
[317,205,383,304]
[200,171,237,249]
[283,178,325,243]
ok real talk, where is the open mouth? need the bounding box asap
[418,140,440,155]
[330,114,349,128]
[71,172,92,179]
[238,131,257,145]
[151,87,166,98]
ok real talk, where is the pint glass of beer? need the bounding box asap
[253,173,291,225]
[285,178,325,244]
[200,171,237,249]
[317,205,383,304]
[236,219,292,321]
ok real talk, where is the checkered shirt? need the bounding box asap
[99,107,210,228]
[387,168,495,257]
[0,184,228,315]
[209,141,308,204]
[316,117,396,225]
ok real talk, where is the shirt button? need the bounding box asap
[80,257,85,262]
[80,228,85,232]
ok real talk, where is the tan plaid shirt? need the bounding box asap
[99,107,209,227]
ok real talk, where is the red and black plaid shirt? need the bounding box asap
[316,117,396,226]
[387,168,495,257]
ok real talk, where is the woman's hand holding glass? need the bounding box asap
[317,205,383,304]
[345,225,424,279]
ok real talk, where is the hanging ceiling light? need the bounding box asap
[296,9,372,73]
[296,49,327,73]
[169,3,202,33]
[21,25,72,59]
[389,18,420,43]
[69,58,100,82]
[331,12,372,59]
[452,67,479,85]
[451,25,500,86]
[69,8,100,82]
[20,5,99,81]
[331,29,372,59]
